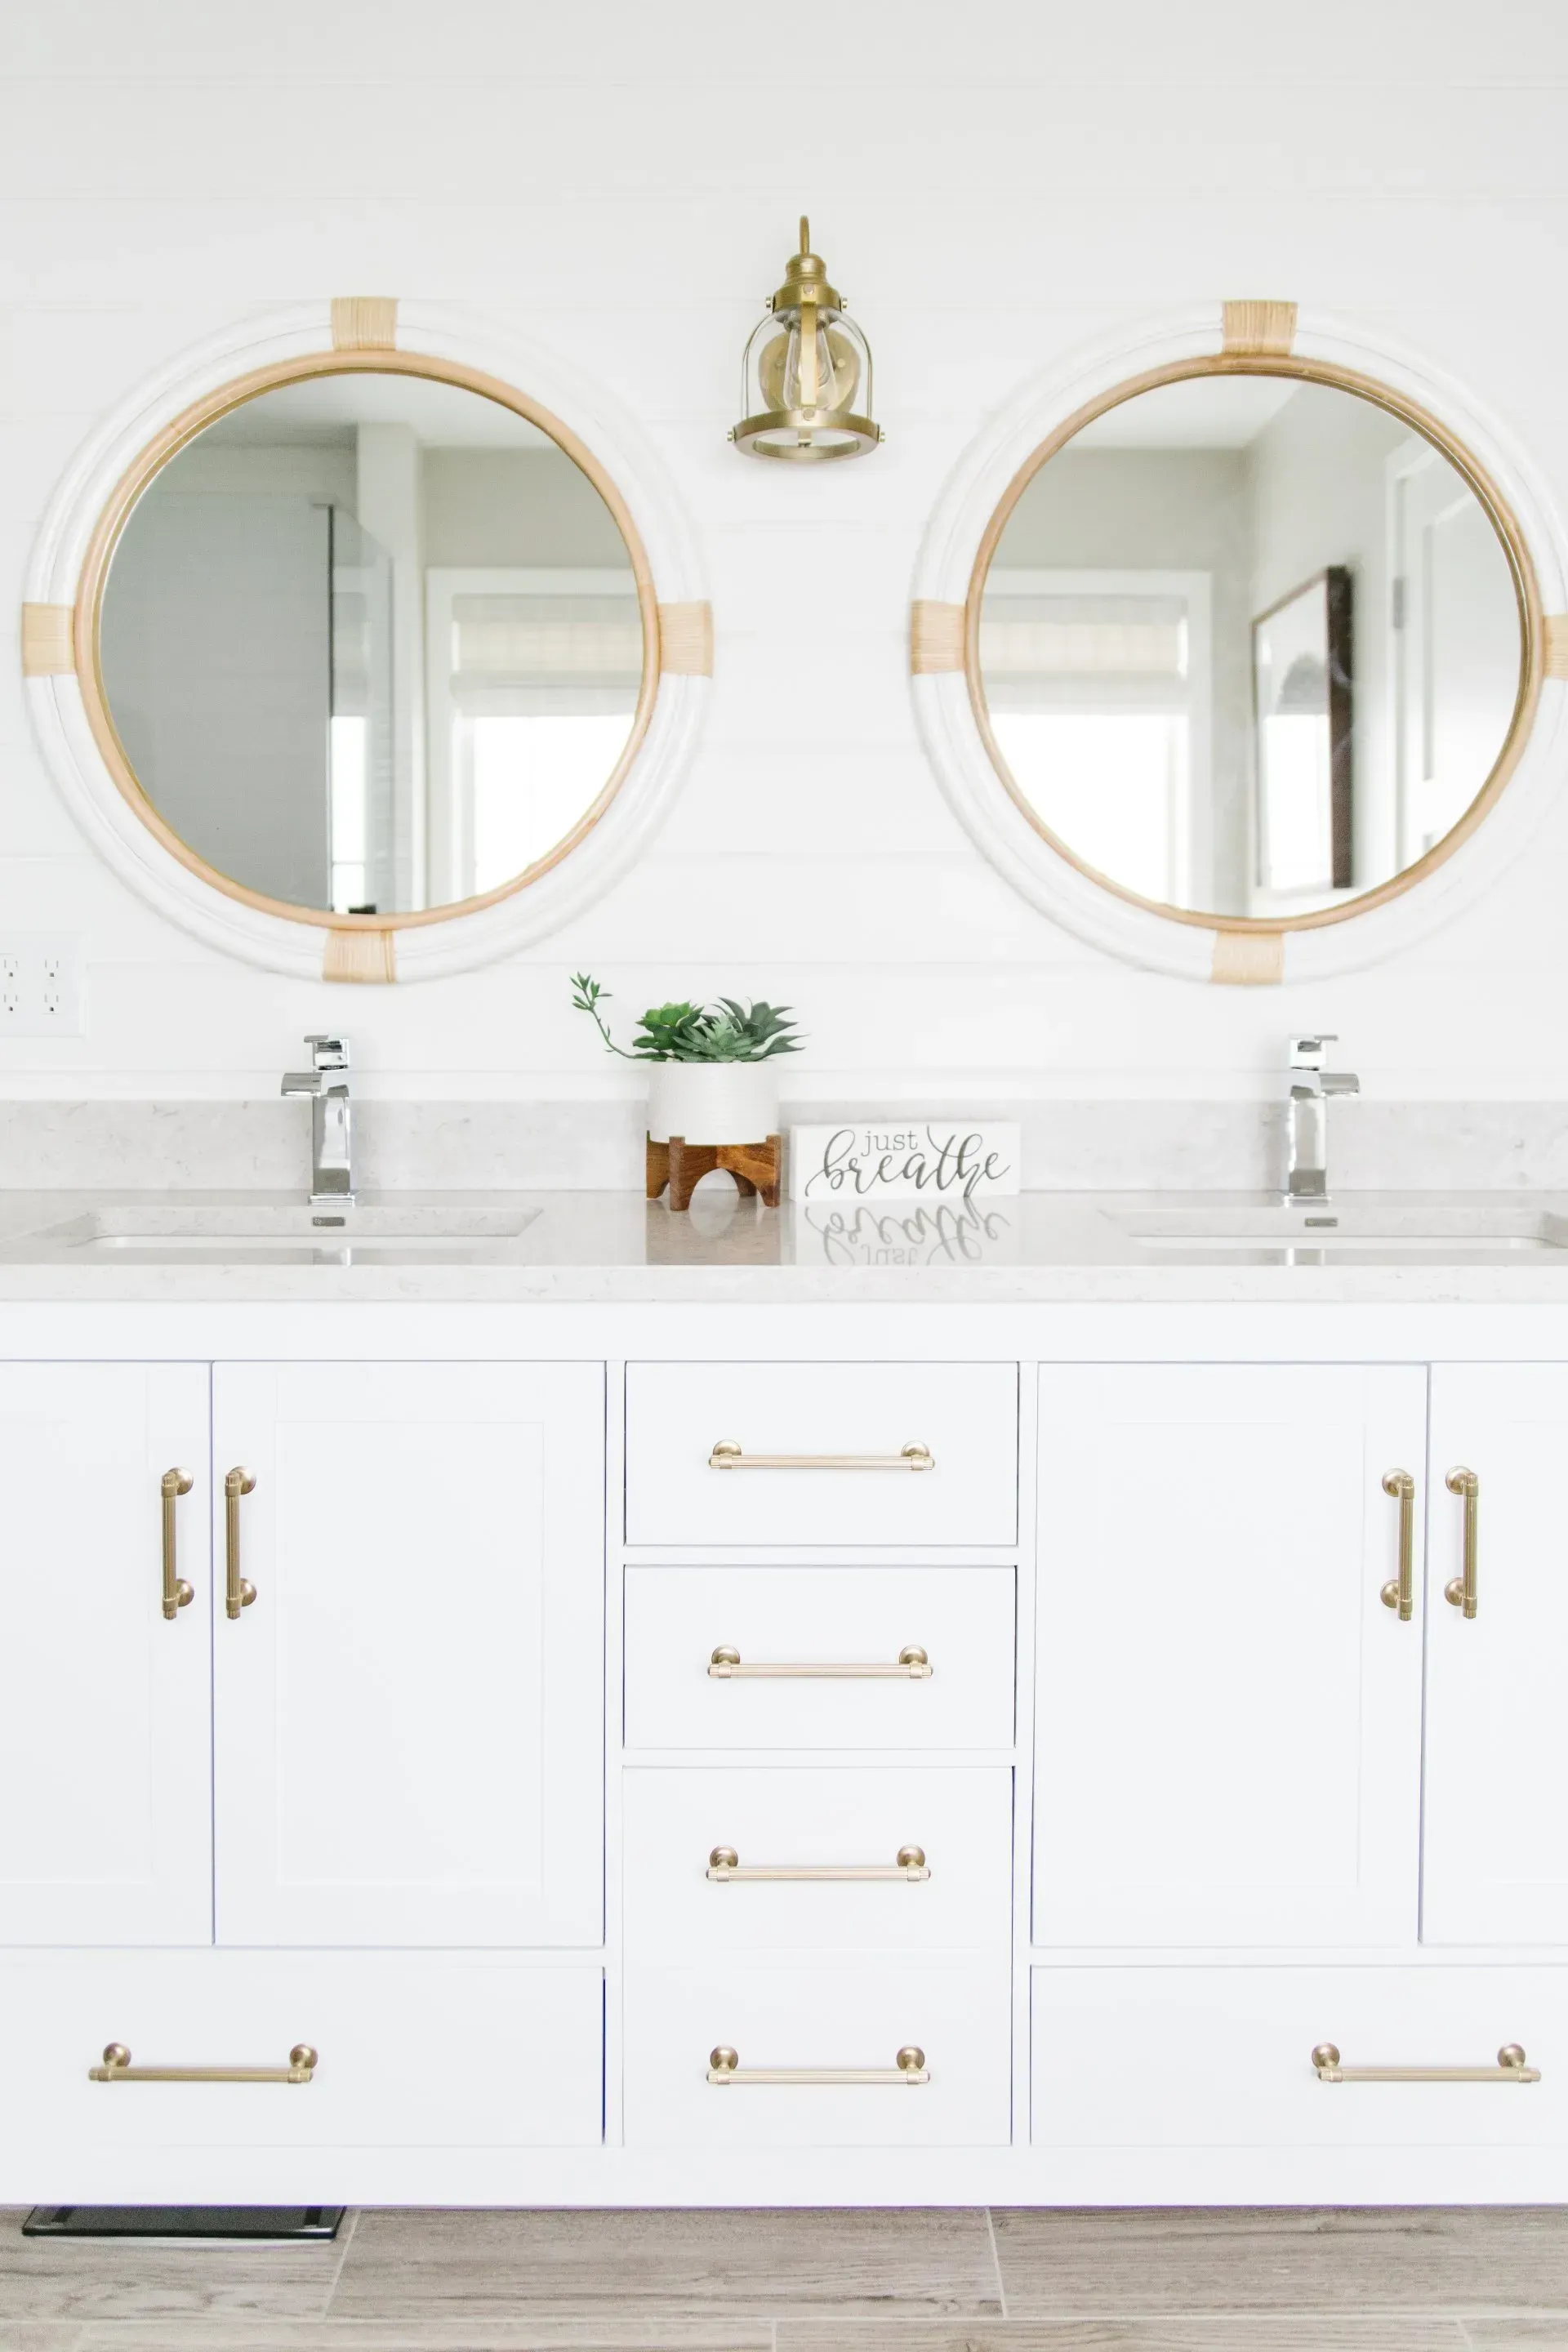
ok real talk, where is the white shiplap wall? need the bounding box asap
[2,0,1567,1106]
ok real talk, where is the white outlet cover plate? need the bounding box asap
[0,933,85,1036]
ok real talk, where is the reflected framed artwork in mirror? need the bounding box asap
[912,305,1566,982]
[23,302,709,981]
[1251,565,1352,898]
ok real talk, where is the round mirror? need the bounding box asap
[974,368,1530,923]
[91,363,652,922]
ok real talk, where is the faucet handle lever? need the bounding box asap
[1289,1033,1338,1069]
[304,1034,350,1071]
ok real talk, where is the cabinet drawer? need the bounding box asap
[0,1953,602,2175]
[625,1361,1018,1546]
[626,1958,1010,2146]
[624,1567,1016,1751]
[1032,1967,1568,2148]
[623,1766,1013,1955]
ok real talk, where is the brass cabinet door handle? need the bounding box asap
[1444,1466,1480,1617]
[707,2043,929,2086]
[1379,1469,1415,1619]
[224,1466,257,1619]
[1312,2041,1538,2084]
[709,1440,933,1472]
[89,2041,317,2084]
[707,1843,929,1882]
[160,1467,195,1619]
[708,1644,932,1681]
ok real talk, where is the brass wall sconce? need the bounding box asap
[731,218,882,461]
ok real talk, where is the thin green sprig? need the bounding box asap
[570,974,803,1064]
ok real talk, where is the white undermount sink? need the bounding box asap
[14,1203,542,1264]
[1116,1205,1568,1260]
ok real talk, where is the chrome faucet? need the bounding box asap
[282,1035,354,1206]
[1285,1034,1359,1204]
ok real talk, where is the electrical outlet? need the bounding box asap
[0,936,84,1036]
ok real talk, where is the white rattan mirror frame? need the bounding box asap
[911,301,1568,983]
[22,298,711,983]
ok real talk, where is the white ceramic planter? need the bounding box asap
[645,1062,780,1145]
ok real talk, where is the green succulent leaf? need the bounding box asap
[568,976,805,1062]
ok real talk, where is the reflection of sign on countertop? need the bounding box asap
[794,1199,1019,1269]
[789,1123,1021,1203]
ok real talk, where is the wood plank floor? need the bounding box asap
[2,2208,1567,2349]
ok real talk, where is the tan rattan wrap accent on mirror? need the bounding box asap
[323,930,397,984]
[331,297,398,351]
[911,600,966,675]
[657,602,714,676]
[1210,930,1286,986]
[1222,301,1298,355]
[20,604,75,676]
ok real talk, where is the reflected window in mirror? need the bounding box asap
[97,370,645,920]
[976,373,1525,923]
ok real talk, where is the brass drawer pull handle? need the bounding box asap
[90,2042,318,2085]
[707,2043,929,2087]
[225,1467,257,1619]
[160,1468,194,1619]
[1379,1468,1414,1619]
[709,1440,933,1472]
[709,1644,932,1681]
[707,1842,929,1882]
[1312,2042,1539,2084]
[1445,1466,1479,1617]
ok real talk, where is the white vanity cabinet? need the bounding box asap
[7,1313,1568,2206]
[0,1363,212,1945]
[1423,1364,1568,1945]
[620,1358,1018,2158]
[1033,1365,1428,1948]
[212,1362,604,1946]
[0,1359,605,1955]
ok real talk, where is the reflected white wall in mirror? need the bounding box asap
[978,374,1524,922]
[98,372,644,919]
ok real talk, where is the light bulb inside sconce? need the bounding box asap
[731,216,883,462]
[758,321,862,418]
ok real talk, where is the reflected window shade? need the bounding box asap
[449,592,642,716]
[982,593,1189,715]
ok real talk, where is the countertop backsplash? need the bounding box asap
[3,1095,1568,1195]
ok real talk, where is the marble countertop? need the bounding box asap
[0,1187,1565,1303]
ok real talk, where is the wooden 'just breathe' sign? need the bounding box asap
[787,1122,1021,1203]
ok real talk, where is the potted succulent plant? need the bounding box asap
[570,974,802,1144]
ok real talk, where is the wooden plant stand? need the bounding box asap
[646,1134,782,1213]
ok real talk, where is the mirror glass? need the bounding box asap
[978,372,1525,920]
[98,370,644,917]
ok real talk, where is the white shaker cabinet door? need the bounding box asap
[1424,1364,1568,1945]
[1035,1365,1427,1948]
[212,1362,604,1947]
[0,1363,212,1944]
